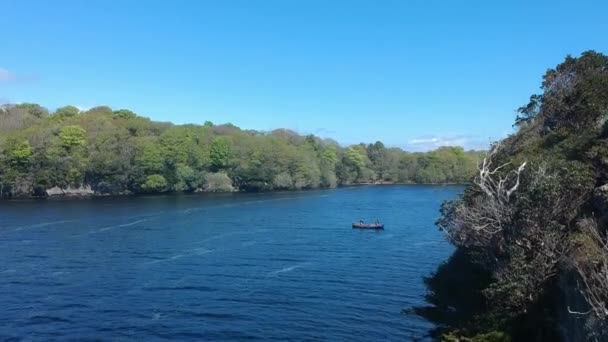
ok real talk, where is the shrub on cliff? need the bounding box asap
[418,51,608,340]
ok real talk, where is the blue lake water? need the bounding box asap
[0,185,461,341]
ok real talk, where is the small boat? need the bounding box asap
[352,222,384,229]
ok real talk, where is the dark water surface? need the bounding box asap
[0,185,461,341]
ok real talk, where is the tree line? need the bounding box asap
[0,103,482,198]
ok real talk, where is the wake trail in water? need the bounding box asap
[13,220,76,231]
[193,232,239,244]
[413,241,441,246]
[178,195,315,215]
[95,219,148,233]
[267,262,312,277]
[144,228,272,267]
[188,247,214,255]
[241,197,297,205]
[193,228,268,245]
[143,248,213,266]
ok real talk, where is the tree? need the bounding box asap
[174,163,202,191]
[59,125,87,149]
[344,147,365,170]
[54,106,80,118]
[14,103,48,118]
[141,174,167,192]
[137,141,164,173]
[4,139,32,168]
[210,137,231,171]
[112,109,137,119]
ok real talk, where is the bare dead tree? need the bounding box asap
[443,143,526,247]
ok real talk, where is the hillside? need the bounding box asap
[0,104,481,198]
[416,51,608,341]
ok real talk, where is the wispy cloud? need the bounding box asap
[0,68,17,83]
[404,134,493,152]
[0,68,38,84]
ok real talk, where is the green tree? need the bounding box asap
[54,106,80,118]
[174,163,202,191]
[59,125,87,149]
[137,141,164,173]
[141,174,168,192]
[112,109,137,119]
[210,137,231,171]
[4,139,33,168]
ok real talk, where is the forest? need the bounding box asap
[414,51,608,341]
[0,103,482,198]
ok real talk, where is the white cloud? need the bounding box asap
[409,137,441,144]
[404,134,492,152]
[0,68,17,82]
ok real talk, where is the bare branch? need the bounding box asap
[443,142,527,247]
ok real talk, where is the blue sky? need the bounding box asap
[1,0,607,151]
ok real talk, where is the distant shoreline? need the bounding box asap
[349,182,468,186]
[0,182,468,201]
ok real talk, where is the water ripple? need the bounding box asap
[0,186,462,340]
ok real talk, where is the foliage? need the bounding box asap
[209,137,231,171]
[0,103,481,198]
[55,106,80,119]
[4,139,33,167]
[112,109,137,119]
[59,125,87,148]
[141,174,168,192]
[420,50,608,340]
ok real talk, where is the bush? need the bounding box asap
[141,174,167,192]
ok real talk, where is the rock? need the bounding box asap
[45,187,64,196]
[201,172,235,192]
[46,185,95,197]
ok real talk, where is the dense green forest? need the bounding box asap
[0,103,482,198]
[414,51,608,341]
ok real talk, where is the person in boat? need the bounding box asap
[375,218,380,225]
[360,219,364,224]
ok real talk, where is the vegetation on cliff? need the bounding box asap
[0,104,482,198]
[415,51,608,341]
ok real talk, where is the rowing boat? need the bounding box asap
[352,222,384,229]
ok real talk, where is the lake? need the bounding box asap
[0,185,461,341]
